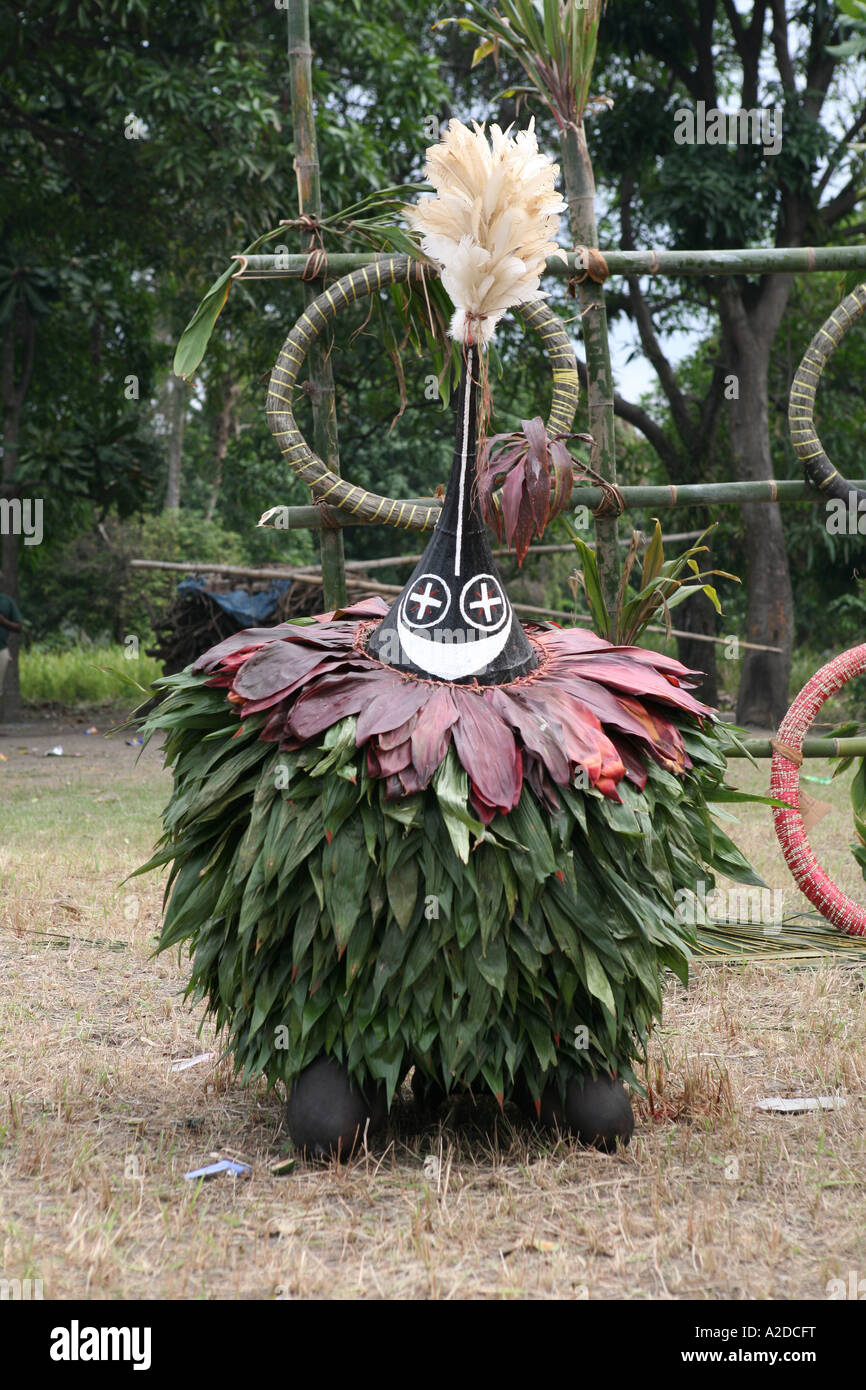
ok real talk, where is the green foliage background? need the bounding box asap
[1,0,864,689]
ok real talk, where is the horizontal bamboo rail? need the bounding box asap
[129,558,779,651]
[235,246,866,279]
[130,559,321,582]
[329,575,780,651]
[730,737,866,759]
[571,479,866,509]
[291,531,703,573]
[253,479,866,530]
[132,535,702,577]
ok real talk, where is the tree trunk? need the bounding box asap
[675,586,719,707]
[0,304,35,721]
[0,428,22,721]
[560,123,620,629]
[205,380,239,522]
[164,372,187,512]
[736,496,793,726]
[720,293,793,727]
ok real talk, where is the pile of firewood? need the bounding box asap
[147,577,325,676]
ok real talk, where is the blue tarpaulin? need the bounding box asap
[177,576,292,628]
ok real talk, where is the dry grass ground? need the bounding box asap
[1,711,864,1300]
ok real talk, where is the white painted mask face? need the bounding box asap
[367,344,533,686]
[395,571,513,680]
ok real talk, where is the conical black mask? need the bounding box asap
[366,347,536,684]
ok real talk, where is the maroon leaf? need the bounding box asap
[500,465,532,565]
[193,624,299,672]
[511,685,623,787]
[549,439,574,517]
[367,739,412,778]
[609,735,649,789]
[409,686,459,784]
[596,776,622,801]
[522,417,551,536]
[237,655,370,716]
[602,640,704,685]
[477,453,505,542]
[382,772,407,800]
[377,714,420,752]
[232,641,352,703]
[536,625,610,658]
[287,670,387,740]
[261,707,289,743]
[486,686,570,785]
[451,690,522,815]
[355,681,432,744]
[468,788,501,825]
[276,622,368,649]
[395,762,429,797]
[527,451,549,535]
[563,652,707,718]
[615,695,690,771]
[478,419,576,565]
[543,670,678,750]
[332,596,389,620]
[522,753,562,813]
[312,597,389,625]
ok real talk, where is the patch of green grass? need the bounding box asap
[20,643,162,708]
[715,644,866,724]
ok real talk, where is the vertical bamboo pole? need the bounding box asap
[287,0,347,609]
[561,122,620,630]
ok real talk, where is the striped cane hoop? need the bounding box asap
[771,645,866,936]
[789,283,866,507]
[266,254,580,533]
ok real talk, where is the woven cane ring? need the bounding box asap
[771,644,866,936]
[267,254,580,532]
[789,283,866,507]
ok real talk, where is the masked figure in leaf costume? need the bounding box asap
[142,122,759,1158]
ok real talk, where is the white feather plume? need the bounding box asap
[406,118,566,347]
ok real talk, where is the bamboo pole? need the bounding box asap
[318,533,706,572]
[560,124,619,627]
[130,532,703,581]
[569,479,866,509]
[331,575,779,651]
[298,531,704,572]
[286,0,346,610]
[235,246,866,279]
[129,559,322,582]
[128,559,778,650]
[255,479,866,530]
[729,737,866,759]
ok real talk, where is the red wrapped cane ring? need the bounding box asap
[771,644,866,935]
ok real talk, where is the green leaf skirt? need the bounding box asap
[137,603,762,1108]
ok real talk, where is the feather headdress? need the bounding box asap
[406,118,566,347]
